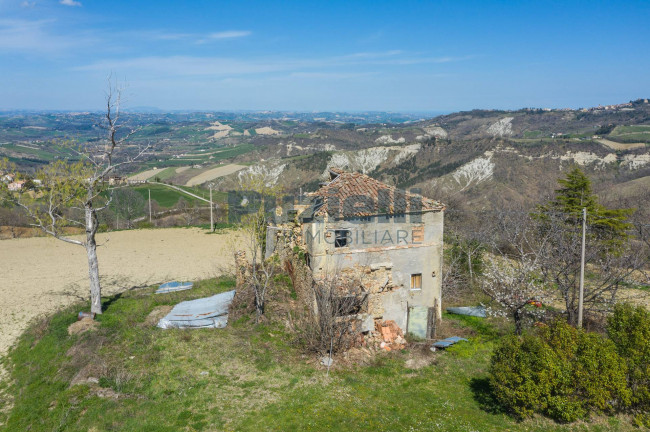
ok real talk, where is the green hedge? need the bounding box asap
[489,320,630,422]
[607,304,650,426]
[490,305,650,424]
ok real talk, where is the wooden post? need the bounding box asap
[209,185,214,232]
[426,307,436,339]
[148,189,152,223]
[405,303,410,337]
[578,207,586,328]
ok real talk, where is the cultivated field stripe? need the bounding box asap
[185,164,246,186]
[597,139,647,151]
[128,168,164,181]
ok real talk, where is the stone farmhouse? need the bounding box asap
[269,168,445,339]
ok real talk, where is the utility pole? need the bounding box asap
[578,207,587,328]
[148,189,152,223]
[209,184,214,232]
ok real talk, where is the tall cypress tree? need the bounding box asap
[542,167,633,247]
[536,167,636,326]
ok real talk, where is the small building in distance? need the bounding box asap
[7,180,26,191]
[106,175,127,186]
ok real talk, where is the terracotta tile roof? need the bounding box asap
[304,169,445,218]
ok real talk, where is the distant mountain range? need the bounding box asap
[2,99,648,213]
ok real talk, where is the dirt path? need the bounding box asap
[0,228,240,358]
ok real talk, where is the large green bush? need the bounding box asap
[607,303,650,423]
[489,333,560,419]
[489,320,630,422]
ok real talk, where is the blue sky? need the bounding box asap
[0,0,648,111]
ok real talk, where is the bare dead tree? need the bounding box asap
[442,211,491,303]
[110,188,146,229]
[0,82,149,315]
[538,211,646,326]
[299,271,368,369]
[605,188,650,285]
[442,243,469,303]
[175,198,193,226]
[236,201,282,322]
[0,206,27,238]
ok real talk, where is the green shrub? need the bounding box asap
[607,303,650,411]
[136,221,155,229]
[633,412,650,428]
[489,320,630,422]
[571,332,630,414]
[489,333,559,418]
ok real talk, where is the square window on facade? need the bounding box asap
[411,273,422,290]
[334,229,350,248]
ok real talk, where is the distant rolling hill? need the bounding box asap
[2,100,649,212]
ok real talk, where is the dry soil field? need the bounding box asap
[128,168,163,181]
[185,164,246,186]
[0,227,240,359]
[597,138,647,151]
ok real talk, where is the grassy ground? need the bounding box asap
[148,167,180,182]
[608,125,650,143]
[131,184,206,208]
[0,280,639,432]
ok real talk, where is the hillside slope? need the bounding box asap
[212,99,650,210]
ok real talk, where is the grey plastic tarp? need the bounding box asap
[446,306,486,318]
[157,290,236,329]
[156,281,194,294]
[431,336,468,349]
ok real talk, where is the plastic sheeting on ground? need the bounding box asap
[157,290,236,329]
[155,281,194,294]
[431,336,468,350]
[446,306,486,318]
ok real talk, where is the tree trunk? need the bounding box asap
[514,309,523,335]
[255,289,264,322]
[85,204,102,315]
[567,307,577,327]
[565,290,577,326]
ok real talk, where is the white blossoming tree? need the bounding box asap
[481,209,549,334]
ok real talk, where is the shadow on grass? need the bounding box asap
[469,377,507,415]
[102,292,123,312]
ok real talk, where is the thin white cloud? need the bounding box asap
[196,30,251,44]
[130,29,251,44]
[208,30,251,39]
[73,51,474,77]
[341,50,402,59]
[60,0,82,6]
[289,71,377,79]
[74,56,283,75]
[21,1,37,8]
[151,32,192,41]
[0,19,81,54]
